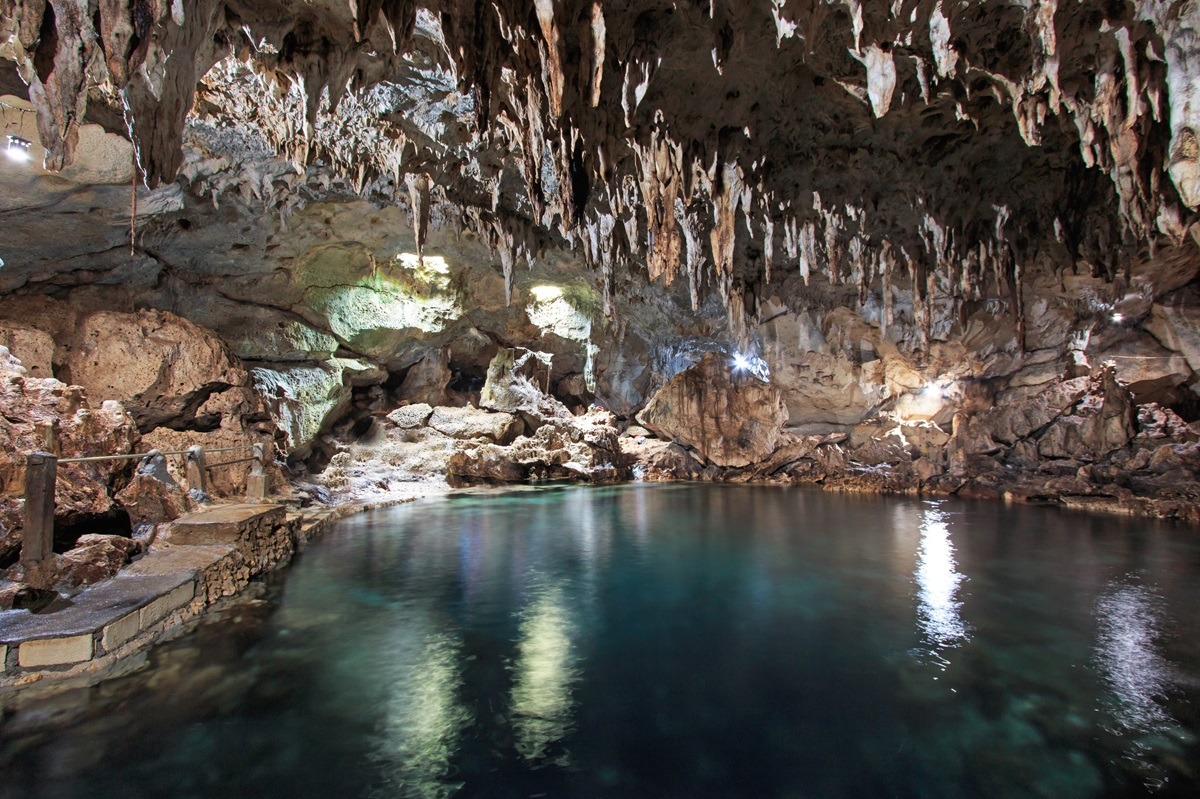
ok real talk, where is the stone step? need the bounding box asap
[168,503,284,546]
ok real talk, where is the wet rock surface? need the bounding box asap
[622,362,1200,525]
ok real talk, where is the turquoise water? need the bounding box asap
[1,484,1199,798]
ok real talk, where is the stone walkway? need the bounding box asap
[0,504,327,687]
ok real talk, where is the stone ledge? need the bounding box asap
[0,571,195,673]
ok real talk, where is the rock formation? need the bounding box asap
[638,352,788,467]
[0,2,1199,526]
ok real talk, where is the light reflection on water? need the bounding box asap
[1,485,1199,799]
[510,581,579,765]
[915,503,969,652]
[371,625,469,799]
[1095,578,1172,736]
[1093,575,1193,786]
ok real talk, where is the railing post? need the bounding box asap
[22,452,56,566]
[247,443,268,501]
[186,446,209,501]
[34,420,58,454]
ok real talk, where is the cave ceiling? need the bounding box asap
[1,0,1199,347]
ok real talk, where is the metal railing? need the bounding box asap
[20,431,270,568]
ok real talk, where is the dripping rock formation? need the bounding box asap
[1,0,1200,551]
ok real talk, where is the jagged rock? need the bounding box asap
[446,448,530,484]
[116,472,190,533]
[428,406,521,443]
[1136,404,1196,442]
[1037,366,1137,462]
[55,534,143,588]
[0,347,139,561]
[396,348,451,406]
[637,353,787,468]
[480,347,573,425]
[449,408,627,484]
[252,362,352,458]
[952,377,1090,460]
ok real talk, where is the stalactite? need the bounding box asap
[634,118,684,285]
[3,0,1186,334]
[880,241,894,338]
[710,161,745,281]
[533,0,564,119]
[762,214,775,284]
[586,1,606,108]
[676,198,708,311]
[406,171,431,261]
[20,0,93,171]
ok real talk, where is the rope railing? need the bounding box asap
[20,435,270,569]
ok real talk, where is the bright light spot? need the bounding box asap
[5,135,31,162]
[396,252,450,274]
[530,285,563,303]
[511,582,578,763]
[1095,579,1175,735]
[732,353,751,371]
[916,505,968,650]
[922,384,944,400]
[1112,312,1125,324]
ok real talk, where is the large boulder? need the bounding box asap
[428,406,521,442]
[637,352,788,468]
[55,534,142,589]
[116,470,190,535]
[387,403,435,429]
[65,310,247,431]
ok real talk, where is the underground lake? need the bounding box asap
[1,484,1198,799]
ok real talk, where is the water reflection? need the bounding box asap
[915,503,968,650]
[510,581,579,765]
[1094,577,1174,736]
[371,625,469,799]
